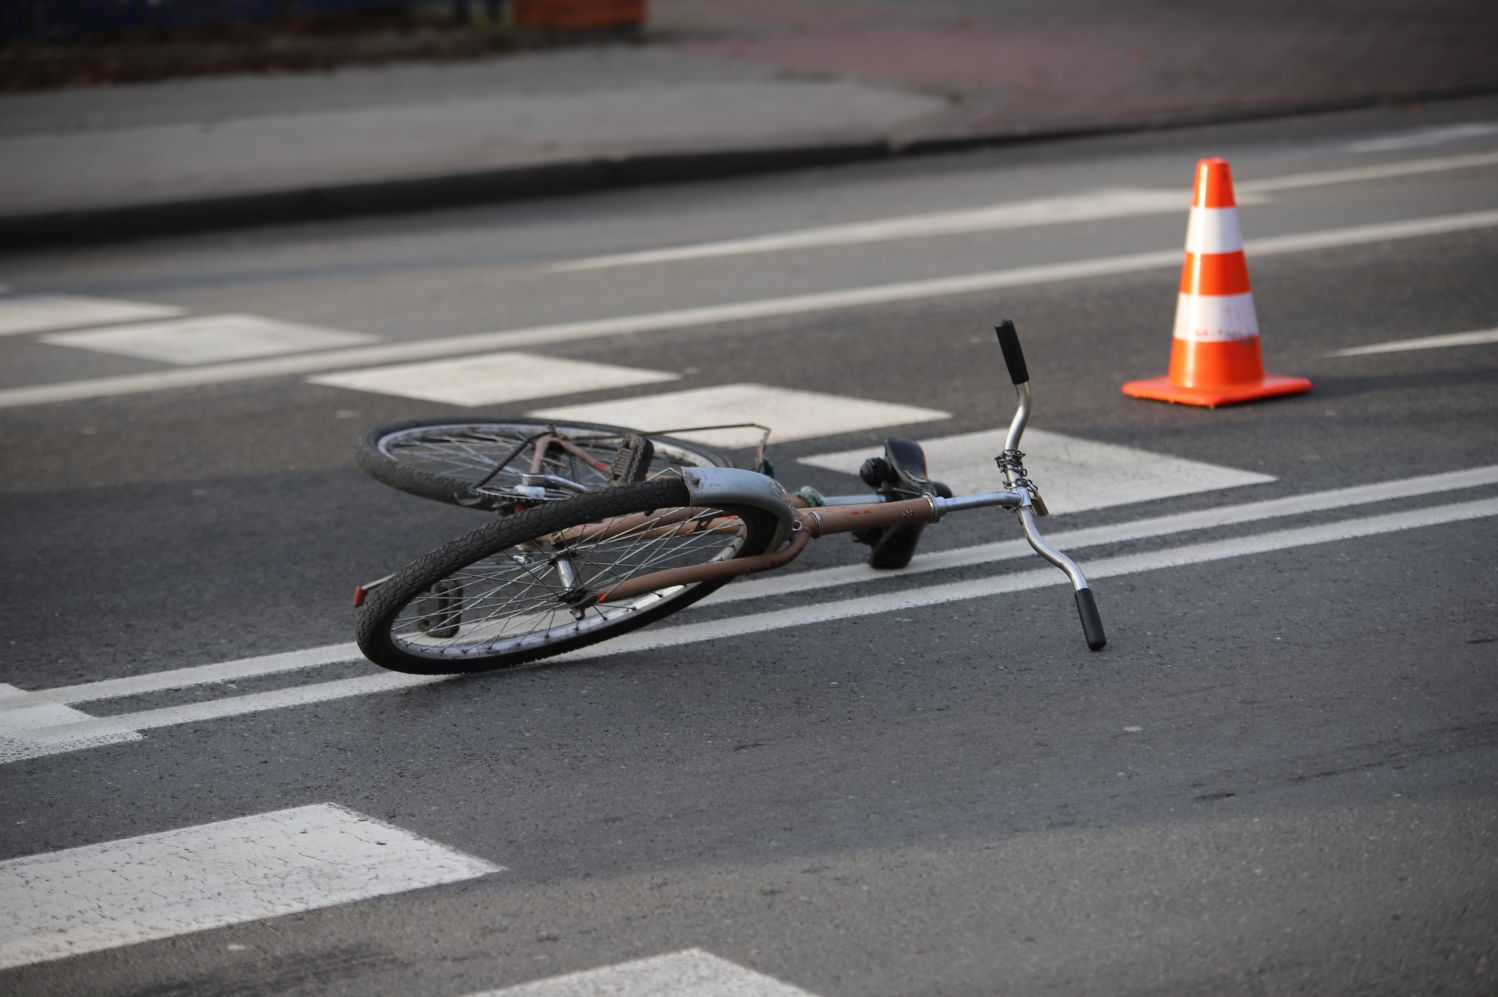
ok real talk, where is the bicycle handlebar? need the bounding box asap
[995,320,1029,385]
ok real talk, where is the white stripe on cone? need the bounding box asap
[1184,206,1246,254]
[1172,292,1260,341]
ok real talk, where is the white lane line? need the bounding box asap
[4,208,1498,411]
[468,948,818,997]
[0,683,141,765]
[0,294,184,337]
[546,189,1197,272]
[563,497,1498,658]
[533,384,948,449]
[0,643,361,709]
[6,496,1495,761]
[310,352,679,406]
[709,463,1498,605]
[0,672,441,762]
[1349,125,1498,154]
[0,803,499,969]
[799,428,1274,516]
[5,464,1495,713]
[1327,327,1498,357]
[547,150,1498,272]
[43,314,376,365]
[1238,149,1498,193]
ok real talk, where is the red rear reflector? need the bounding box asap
[353,586,367,608]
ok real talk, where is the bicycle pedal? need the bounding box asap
[608,435,656,484]
[415,579,464,639]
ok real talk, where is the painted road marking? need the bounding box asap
[0,683,141,764]
[42,314,376,365]
[710,464,1498,605]
[533,384,948,449]
[469,948,817,997]
[0,803,499,969]
[547,189,1200,272]
[1349,125,1498,154]
[311,352,679,406]
[547,150,1498,271]
[799,428,1273,515]
[1328,327,1498,357]
[0,294,183,337]
[3,464,1495,715]
[4,493,1495,762]
[1238,149,1498,194]
[3,208,1497,410]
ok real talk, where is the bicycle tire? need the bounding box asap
[356,418,730,511]
[356,478,777,674]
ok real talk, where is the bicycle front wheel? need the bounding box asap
[356,419,730,511]
[356,478,777,674]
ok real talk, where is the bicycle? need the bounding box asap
[352,321,1106,674]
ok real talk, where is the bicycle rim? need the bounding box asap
[357,479,775,673]
[357,419,730,509]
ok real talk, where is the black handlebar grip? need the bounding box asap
[995,320,1029,385]
[1075,588,1107,651]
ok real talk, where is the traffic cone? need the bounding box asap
[1122,157,1311,407]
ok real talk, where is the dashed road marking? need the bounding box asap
[310,351,679,406]
[0,803,500,969]
[468,948,818,997]
[799,428,1274,515]
[0,293,183,337]
[42,313,376,365]
[532,383,948,449]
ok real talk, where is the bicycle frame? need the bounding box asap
[547,322,1106,649]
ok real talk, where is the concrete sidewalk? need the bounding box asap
[2,0,1496,246]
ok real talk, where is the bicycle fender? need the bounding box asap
[681,466,796,552]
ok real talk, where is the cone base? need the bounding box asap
[1121,373,1312,408]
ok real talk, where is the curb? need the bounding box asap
[4,85,1495,252]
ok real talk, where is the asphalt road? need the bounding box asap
[2,95,1496,996]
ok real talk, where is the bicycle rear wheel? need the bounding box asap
[356,419,731,511]
[356,478,776,674]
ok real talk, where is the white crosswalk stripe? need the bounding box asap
[468,948,818,997]
[310,351,679,406]
[532,383,949,448]
[0,803,500,969]
[0,293,184,336]
[800,429,1274,515]
[43,313,376,365]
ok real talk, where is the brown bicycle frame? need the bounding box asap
[550,490,1026,604]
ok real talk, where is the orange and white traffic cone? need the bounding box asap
[1122,157,1311,407]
